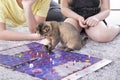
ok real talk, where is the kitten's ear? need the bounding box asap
[37,23,43,30]
[36,23,44,34]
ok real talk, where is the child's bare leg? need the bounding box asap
[85,21,120,42]
[64,18,83,32]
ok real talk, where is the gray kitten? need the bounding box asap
[36,21,87,52]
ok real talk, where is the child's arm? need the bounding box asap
[85,0,110,27]
[0,23,42,41]
[22,0,46,33]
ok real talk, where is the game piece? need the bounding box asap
[32,68,42,73]
[29,63,34,68]
[50,58,52,61]
[15,53,23,58]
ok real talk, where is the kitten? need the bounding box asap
[36,21,87,52]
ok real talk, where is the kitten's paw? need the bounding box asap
[64,47,73,52]
[43,45,48,50]
[43,45,52,53]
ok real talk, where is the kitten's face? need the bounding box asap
[37,22,52,36]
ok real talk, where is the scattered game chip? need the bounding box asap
[32,68,42,73]
[29,63,34,68]
[15,53,23,58]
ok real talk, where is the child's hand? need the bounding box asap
[78,17,88,28]
[85,16,99,27]
[31,33,45,40]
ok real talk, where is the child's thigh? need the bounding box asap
[85,21,112,42]
[64,18,82,32]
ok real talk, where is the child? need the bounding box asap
[61,0,120,42]
[0,0,51,41]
